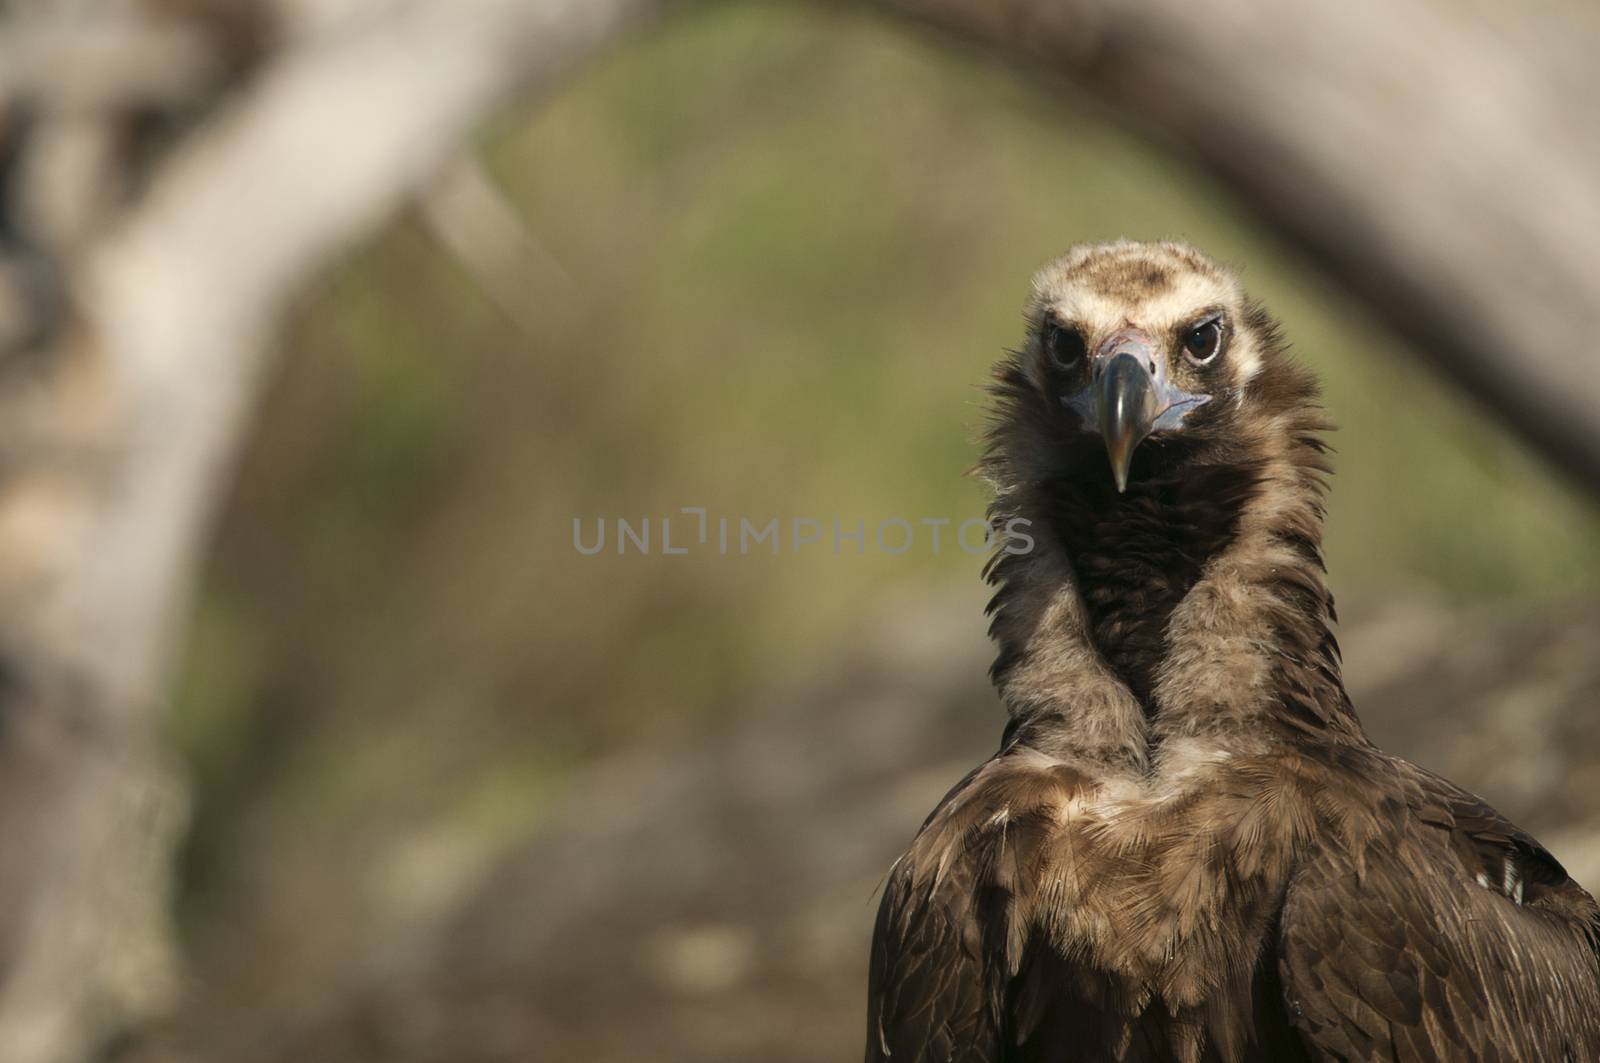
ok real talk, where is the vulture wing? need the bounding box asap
[865,750,1090,1063]
[1278,760,1600,1061]
[866,764,1002,1063]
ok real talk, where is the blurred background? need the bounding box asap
[2,2,1599,1062]
[160,5,1600,1058]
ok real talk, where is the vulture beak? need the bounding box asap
[1065,328,1212,493]
[1099,353,1158,494]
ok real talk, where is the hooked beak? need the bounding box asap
[1064,329,1211,493]
[1099,353,1157,493]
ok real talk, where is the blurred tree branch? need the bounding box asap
[0,1,664,1059]
[420,156,580,336]
[870,0,1600,492]
[0,0,1596,1060]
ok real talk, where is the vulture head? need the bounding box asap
[984,240,1338,723]
[991,240,1322,498]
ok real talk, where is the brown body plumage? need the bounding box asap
[864,241,1600,1062]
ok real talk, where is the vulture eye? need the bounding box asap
[1182,316,1225,366]
[1043,321,1087,369]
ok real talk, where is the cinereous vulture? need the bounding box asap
[865,241,1600,1062]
